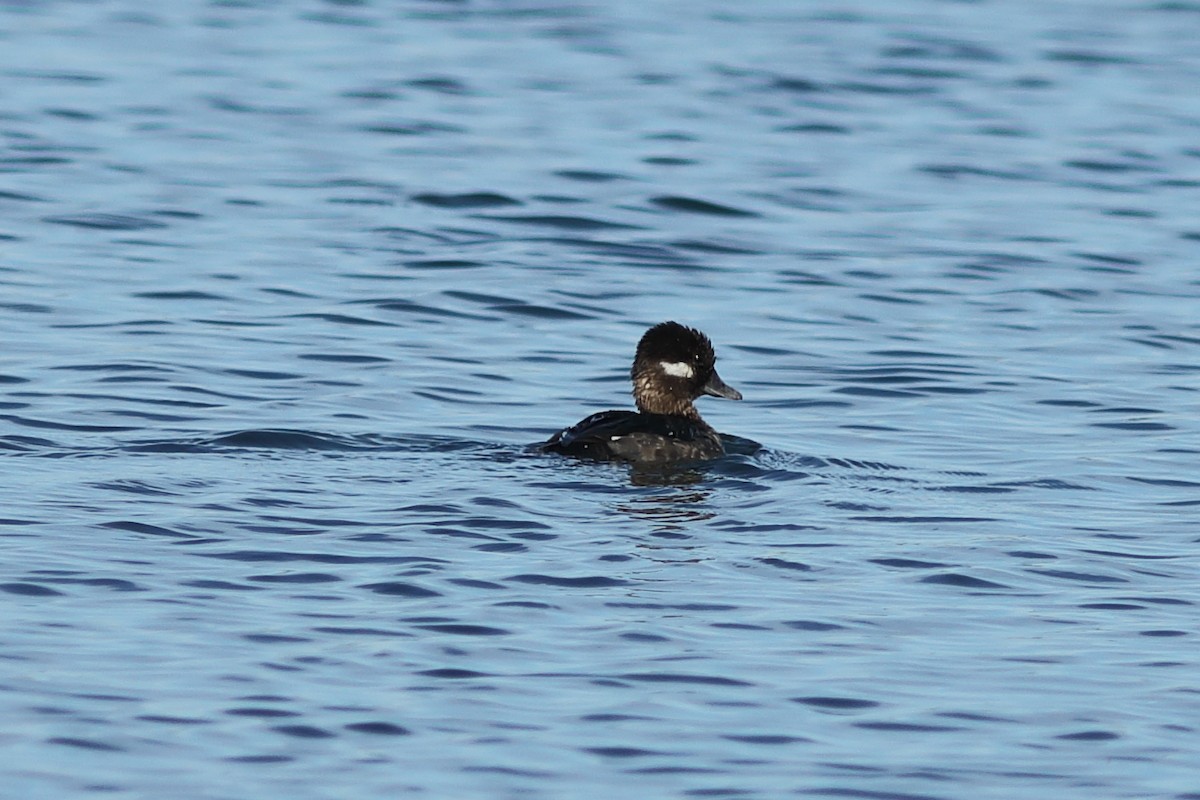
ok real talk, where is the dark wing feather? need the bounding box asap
[542,411,713,461]
[541,410,639,458]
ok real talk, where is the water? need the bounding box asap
[2,1,1199,798]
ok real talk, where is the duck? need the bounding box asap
[541,321,742,463]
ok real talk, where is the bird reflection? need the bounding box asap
[615,474,716,535]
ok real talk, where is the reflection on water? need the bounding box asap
[616,487,715,532]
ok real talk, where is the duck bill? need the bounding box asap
[702,370,742,401]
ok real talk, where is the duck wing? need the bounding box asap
[541,411,707,461]
[541,410,639,457]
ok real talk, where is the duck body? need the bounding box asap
[541,321,742,464]
[542,410,727,463]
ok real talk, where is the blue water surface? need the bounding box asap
[2,1,1199,798]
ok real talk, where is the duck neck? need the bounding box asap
[635,395,701,419]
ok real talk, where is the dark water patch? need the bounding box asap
[723,733,812,745]
[362,120,465,136]
[415,624,510,636]
[854,721,963,732]
[124,429,391,453]
[406,75,471,94]
[996,478,1095,491]
[490,301,596,320]
[779,121,850,134]
[47,737,123,752]
[919,164,1034,181]
[222,368,305,381]
[920,573,1010,590]
[1007,551,1056,561]
[402,259,487,270]
[937,711,1018,723]
[132,290,228,301]
[929,484,1014,494]
[858,293,925,306]
[153,209,204,220]
[244,633,309,643]
[30,391,219,410]
[273,724,335,739]
[412,191,520,208]
[352,297,498,321]
[1128,476,1200,488]
[249,572,341,584]
[312,626,409,637]
[43,213,168,231]
[766,74,825,94]
[24,576,142,591]
[284,312,392,327]
[551,237,702,268]
[226,706,299,719]
[1091,421,1174,431]
[0,155,72,168]
[508,574,629,588]
[102,522,196,542]
[793,697,880,711]
[181,580,262,592]
[758,558,812,572]
[1065,159,1154,174]
[871,558,948,569]
[206,550,425,565]
[0,434,58,451]
[1055,730,1120,741]
[804,788,948,800]
[137,715,211,725]
[360,582,441,598]
[554,169,629,182]
[1038,399,1102,408]
[1,582,65,597]
[1028,570,1126,585]
[1,413,136,433]
[650,196,760,217]
[297,353,390,364]
[672,239,765,255]
[374,225,502,246]
[837,79,939,96]
[851,516,997,524]
[619,673,752,687]
[1116,596,1193,606]
[882,38,1002,63]
[609,602,739,612]
[419,668,493,679]
[783,620,844,632]
[584,746,673,758]
[834,386,924,398]
[1044,49,1136,65]
[1080,549,1178,561]
[0,189,46,202]
[478,214,643,231]
[642,155,695,166]
[344,721,411,736]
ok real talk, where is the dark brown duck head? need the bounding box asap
[630,321,742,418]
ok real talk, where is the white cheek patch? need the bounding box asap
[660,361,694,379]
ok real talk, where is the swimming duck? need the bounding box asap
[541,321,742,462]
